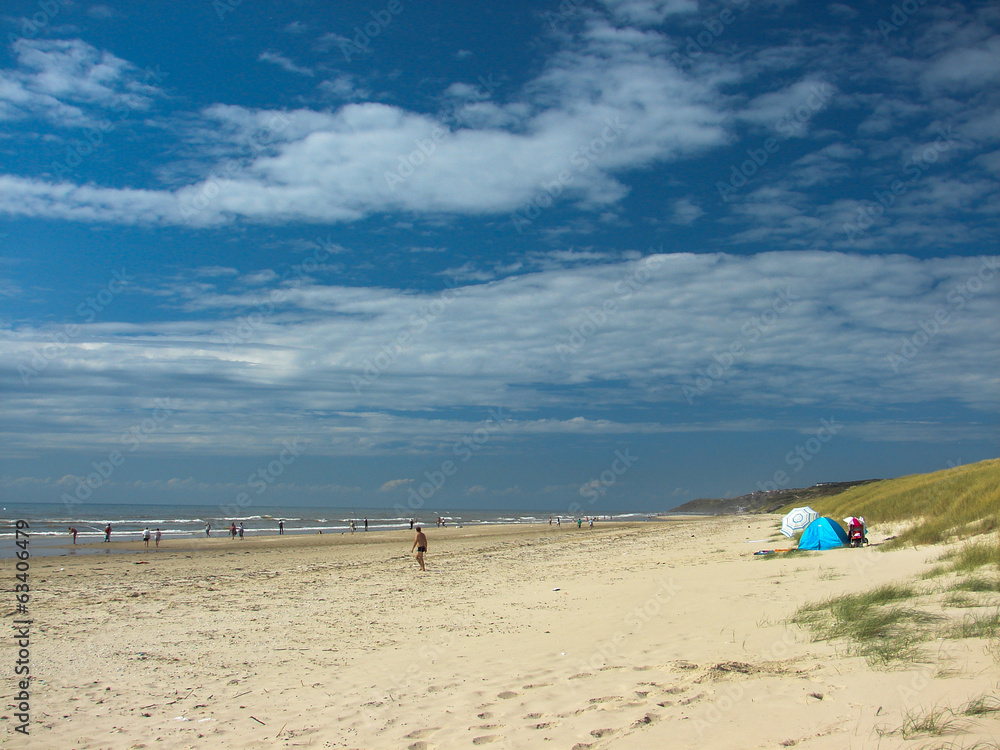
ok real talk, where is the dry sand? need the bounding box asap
[4,516,999,749]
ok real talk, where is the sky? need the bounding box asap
[1,0,998,515]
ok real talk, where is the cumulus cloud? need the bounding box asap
[0,39,163,127]
[0,18,729,226]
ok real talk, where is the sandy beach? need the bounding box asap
[5,516,999,749]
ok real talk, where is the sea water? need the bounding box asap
[0,502,652,557]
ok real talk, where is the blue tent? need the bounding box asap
[798,517,849,550]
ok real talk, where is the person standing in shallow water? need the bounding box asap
[411,526,428,571]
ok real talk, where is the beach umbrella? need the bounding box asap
[781,506,818,537]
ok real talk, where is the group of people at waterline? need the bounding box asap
[67,515,598,568]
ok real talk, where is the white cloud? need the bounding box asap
[2,252,996,456]
[379,478,414,492]
[739,79,836,136]
[0,21,730,226]
[258,50,315,77]
[669,197,703,224]
[598,0,698,25]
[921,35,1000,94]
[0,39,162,127]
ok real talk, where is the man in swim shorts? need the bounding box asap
[411,526,428,571]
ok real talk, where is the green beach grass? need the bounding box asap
[779,458,1000,548]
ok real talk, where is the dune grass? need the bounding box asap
[950,575,1000,593]
[961,693,1000,717]
[926,538,1000,578]
[878,695,1000,744]
[946,609,1000,640]
[779,458,1000,548]
[895,705,962,739]
[792,584,945,666]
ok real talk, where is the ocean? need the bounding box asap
[0,502,653,558]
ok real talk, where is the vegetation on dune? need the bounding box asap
[779,458,1000,548]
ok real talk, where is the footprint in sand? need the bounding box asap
[591,728,616,737]
[408,743,428,750]
[589,696,622,704]
[523,712,543,720]
[404,727,439,739]
[521,682,551,689]
[477,711,493,720]
[472,735,503,745]
[497,691,518,699]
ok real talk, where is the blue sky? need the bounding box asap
[1,0,997,514]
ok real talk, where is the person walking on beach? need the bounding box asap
[350,519,356,533]
[409,519,414,530]
[155,528,162,548]
[230,522,237,539]
[205,522,211,537]
[104,524,112,542]
[238,522,245,540]
[279,520,284,535]
[142,527,151,548]
[69,527,78,544]
[411,526,428,572]
[364,517,368,531]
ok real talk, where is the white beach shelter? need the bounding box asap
[781,506,819,537]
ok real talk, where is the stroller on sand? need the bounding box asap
[845,516,868,547]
